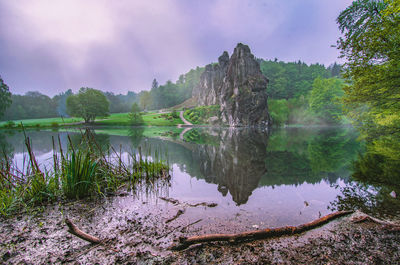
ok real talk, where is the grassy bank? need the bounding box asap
[0,117,84,129]
[96,112,182,126]
[0,111,183,129]
[0,129,170,217]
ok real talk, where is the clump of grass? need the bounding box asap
[0,128,171,217]
[61,149,99,199]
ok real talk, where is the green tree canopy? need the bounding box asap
[66,88,109,123]
[309,77,345,124]
[337,0,400,138]
[0,76,12,118]
[129,102,143,125]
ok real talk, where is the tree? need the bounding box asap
[309,77,344,124]
[0,76,12,118]
[151,78,159,91]
[129,102,144,125]
[139,91,152,111]
[53,89,73,117]
[66,88,109,123]
[337,0,400,137]
[2,91,58,120]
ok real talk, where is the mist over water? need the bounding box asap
[3,126,385,228]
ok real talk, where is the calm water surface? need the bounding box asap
[3,126,393,232]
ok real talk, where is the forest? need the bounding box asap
[0,61,343,126]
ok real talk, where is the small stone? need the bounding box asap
[390,191,396,198]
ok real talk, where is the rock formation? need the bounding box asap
[193,43,270,127]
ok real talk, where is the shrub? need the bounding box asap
[4,121,15,128]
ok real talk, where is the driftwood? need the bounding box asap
[159,197,218,208]
[351,214,400,231]
[169,211,353,250]
[166,209,185,223]
[65,218,102,244]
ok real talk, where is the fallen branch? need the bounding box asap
[166,209,185,223]
[169,211,353,250]
[351,214,400,231]
[188,202,218,208]
[159,197,179,205]
[65,218,102,244]
[159,197,218,208]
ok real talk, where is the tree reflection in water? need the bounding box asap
[330,134,400,219]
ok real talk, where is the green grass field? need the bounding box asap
[0,117,84,128]
[96,112,182,126]
[0,111,183,129]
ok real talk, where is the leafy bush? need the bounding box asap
[4,121,15,128]
[184,105,220,124]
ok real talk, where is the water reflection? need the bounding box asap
[179,127,361,205]
[191,128,269,205]
[2,127,362,207]
[329,134,400,219]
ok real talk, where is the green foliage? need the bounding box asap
[268,99,289,126]
[105,91,138,114]
[268,96,322,126]
[66,88,110,123]
[139,91,152,111]
[337,0,400,138]
[61,149,99,199]
[145,67,204,110]
[3,121,15,128]
[0,130,170,217]
[259,60,334,99]
[0,76,12,118]
[129,102,144,125]
[309,77,345,124]
[1,91,58,121]
[53,89,73,117]
[184,105,220,124]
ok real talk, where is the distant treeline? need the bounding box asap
[259,59,341,99]
[1,60,341,122]
[139,66,204,110]
[1,89,139,121]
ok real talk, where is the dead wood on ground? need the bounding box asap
[166,209,185,223]
[159,197,218,208]
[169,211,353,250]
[65,218,101,244]
[351,214,400,231]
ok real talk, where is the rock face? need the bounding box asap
[193,43,270,127]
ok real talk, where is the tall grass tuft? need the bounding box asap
[0,128,171,217]
[61,150,99,199]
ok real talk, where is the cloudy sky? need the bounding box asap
[0,0,352,96]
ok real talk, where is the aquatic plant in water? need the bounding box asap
[0,128,170,217]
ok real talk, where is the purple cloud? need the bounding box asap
[0,0,353,96]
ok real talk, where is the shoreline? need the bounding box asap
[1,195,399,264]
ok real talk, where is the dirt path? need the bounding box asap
[179,127,191,140]
[179,111,193,126]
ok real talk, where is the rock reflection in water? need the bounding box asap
[192,128,269,205]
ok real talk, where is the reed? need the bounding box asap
[0,128,170,217]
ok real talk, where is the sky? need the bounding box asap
[0,0,353,96]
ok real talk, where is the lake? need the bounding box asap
[1,126,398,232]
